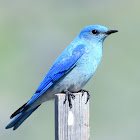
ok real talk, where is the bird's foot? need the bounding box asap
[79,89,90,104]
[63,90,75,109]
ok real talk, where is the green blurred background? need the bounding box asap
[1,0,140,139]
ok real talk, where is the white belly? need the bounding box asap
[40,60,98,103]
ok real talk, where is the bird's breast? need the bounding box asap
[47,45,103,94]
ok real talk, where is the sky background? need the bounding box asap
[1,0,140,140]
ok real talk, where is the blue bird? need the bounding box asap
[6,25,118,130]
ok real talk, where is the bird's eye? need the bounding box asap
[92,30,98,34]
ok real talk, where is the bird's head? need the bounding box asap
[79,25,118,43]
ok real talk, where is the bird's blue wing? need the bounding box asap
[27,44,85,105]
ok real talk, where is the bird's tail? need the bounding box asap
[6,103,40,130]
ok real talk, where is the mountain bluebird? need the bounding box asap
[6,25,118,130]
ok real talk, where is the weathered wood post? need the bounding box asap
[55,92,90,140]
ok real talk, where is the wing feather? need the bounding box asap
[27,44,85,105]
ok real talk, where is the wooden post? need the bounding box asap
[55,92,90,140]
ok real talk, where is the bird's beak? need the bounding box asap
[105,30,118,35]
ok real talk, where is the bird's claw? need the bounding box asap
[63,90,75,109]
[79,89,90,104]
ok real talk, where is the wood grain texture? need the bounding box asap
[55,92,90,140]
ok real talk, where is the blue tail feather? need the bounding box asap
[6,105,40,130]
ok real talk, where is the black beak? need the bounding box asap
[106,30,118,35]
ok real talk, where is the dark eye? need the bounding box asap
[92,30,98,34]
